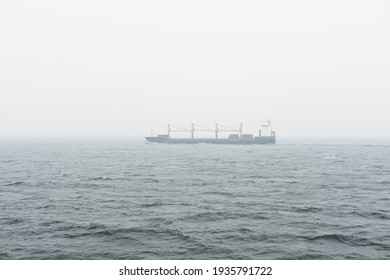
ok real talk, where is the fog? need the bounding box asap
[1,0,389,139]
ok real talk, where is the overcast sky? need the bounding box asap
[0,0,389,139]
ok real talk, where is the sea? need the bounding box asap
[0,138,389,260]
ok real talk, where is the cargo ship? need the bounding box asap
[145,121,275,144]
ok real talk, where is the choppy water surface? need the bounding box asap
[1,140,389,259]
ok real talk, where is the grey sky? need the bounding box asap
[1,0,389,138]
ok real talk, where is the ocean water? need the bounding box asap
[0,139,389,260]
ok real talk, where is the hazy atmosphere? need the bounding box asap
[1,0,389,139]
[2,1,390,264]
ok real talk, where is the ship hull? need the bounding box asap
[145,136,275,144]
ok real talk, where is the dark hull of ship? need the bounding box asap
[145,136,275,144]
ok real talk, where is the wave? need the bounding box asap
[293,253,333,260]
[352,210,390,220]
[191,181,211,186]
[247,175,268,179]
[202,191,234,197]
[53,223,198,245]
[4,181,24,186]
[140,201,164,208]
[141,178,159,183]
[40,220,64,226]
[303,234,383,247]
[181,210,270,222]
[248,212,270,220]
[238,227,252,233]
[183,211,236,222]
[0,253,11,260]
[290,206,323,213]
[222,233,269,243]
[2,217,24,225]
[90,176,113,181]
